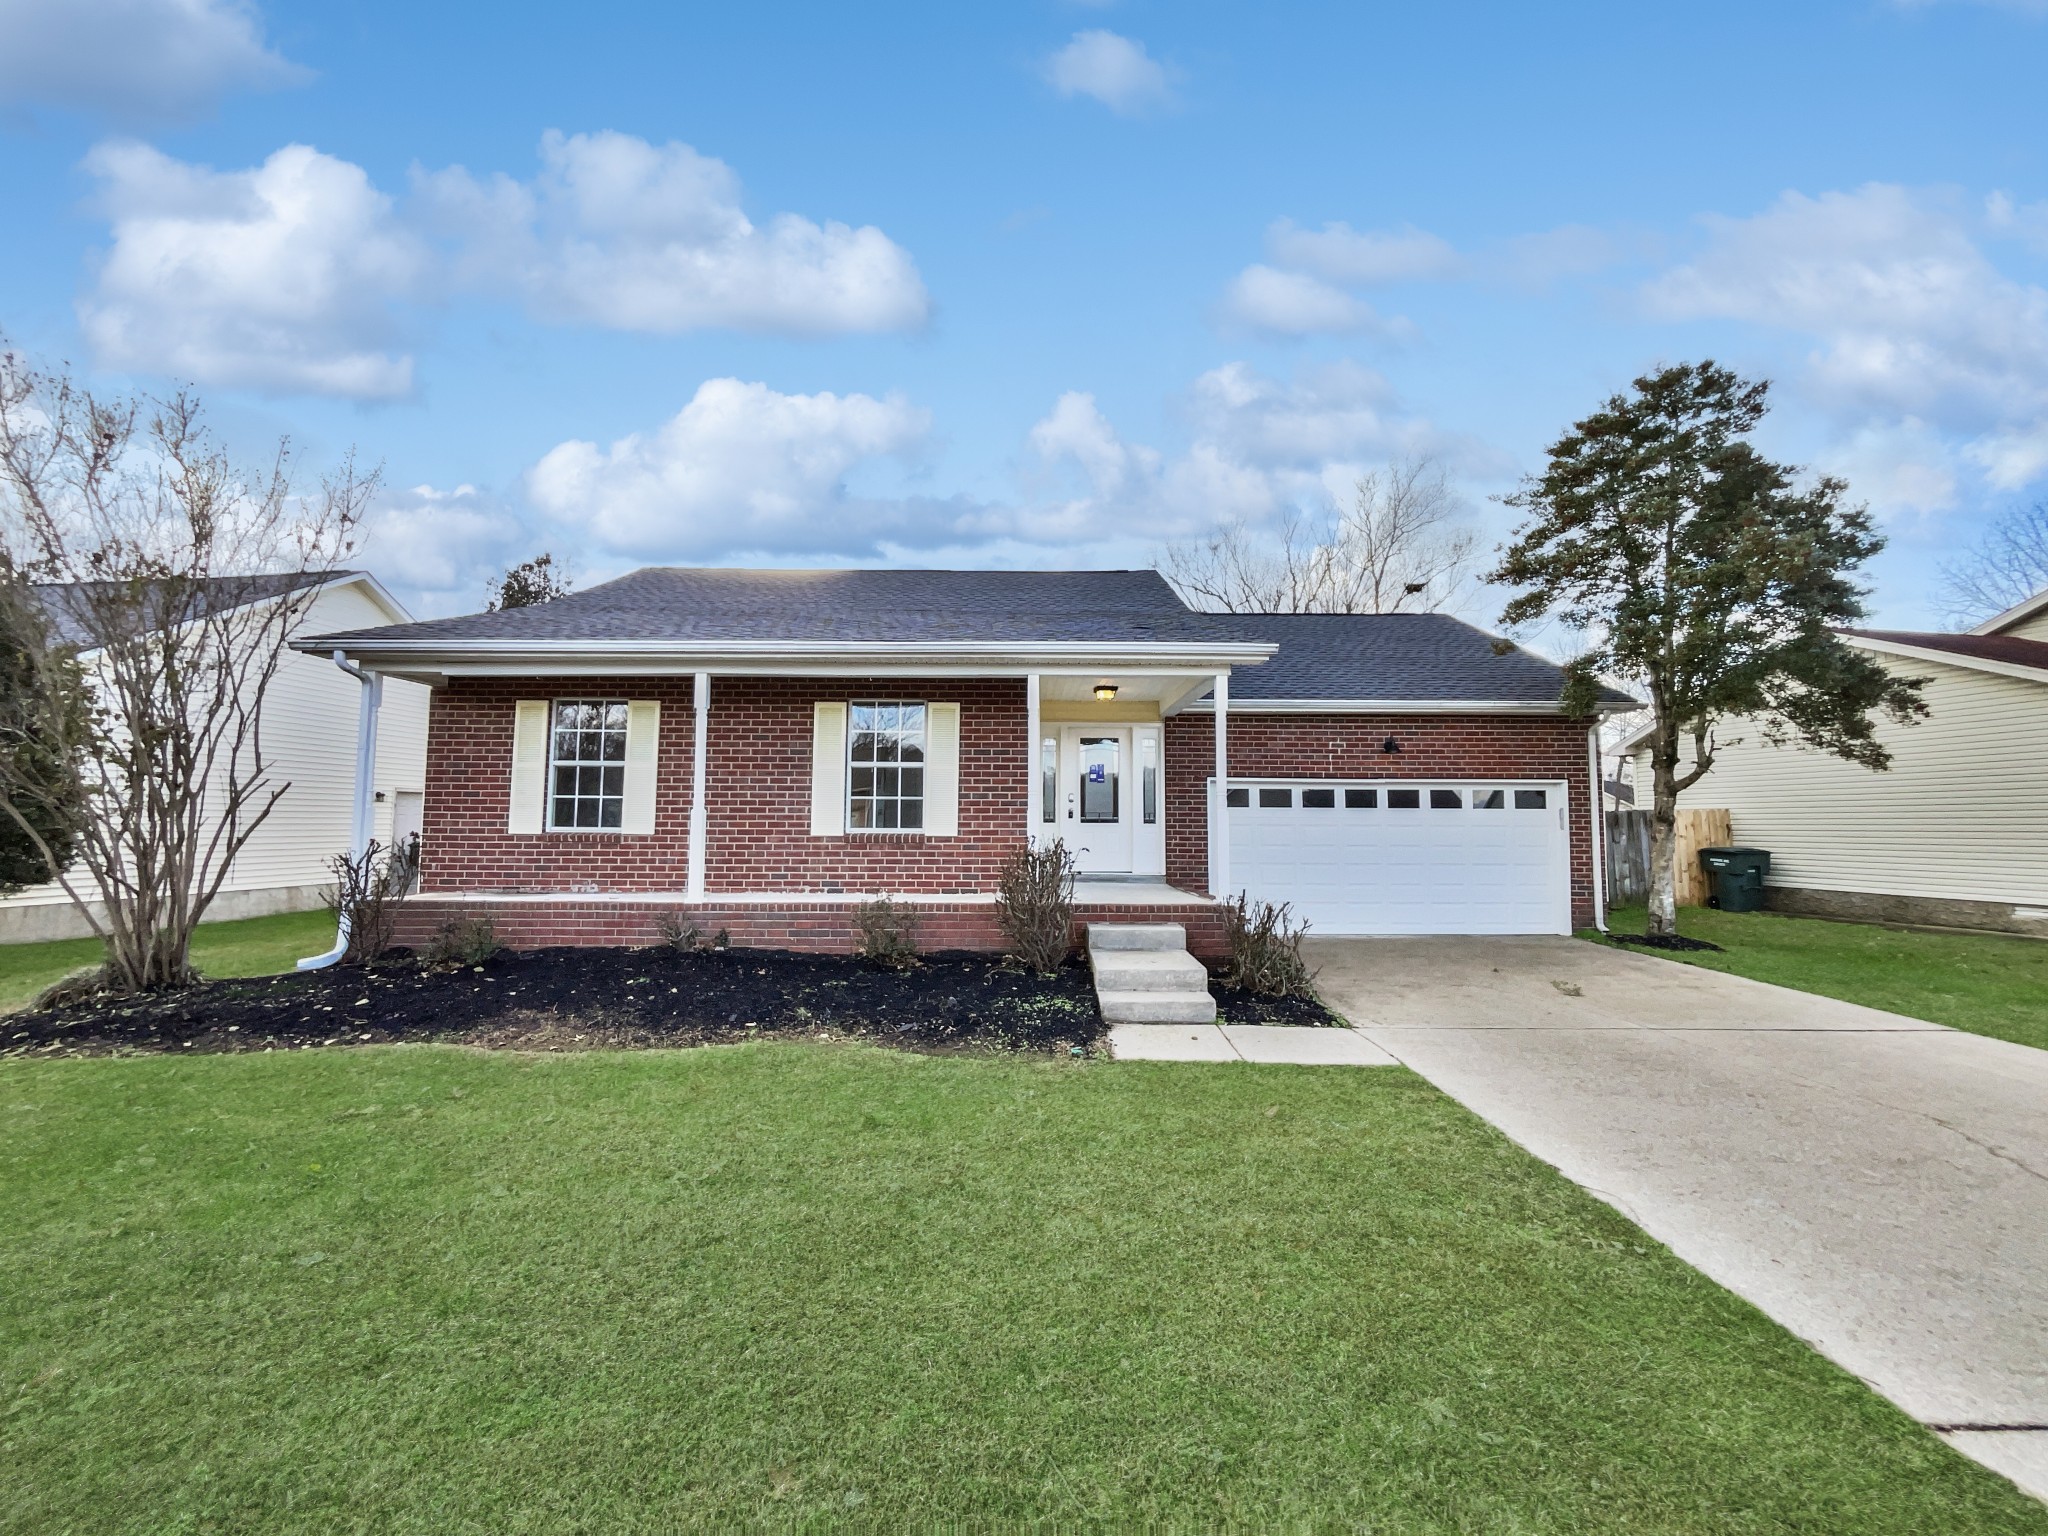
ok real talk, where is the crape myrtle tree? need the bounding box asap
[0,348,376,991]
[0,561,86,890]
[1490,362,1926,937]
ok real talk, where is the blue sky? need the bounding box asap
[3,0,2046,630]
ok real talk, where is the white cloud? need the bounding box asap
[79,141,424,399]
[1264,220,1465,285]
[0,0,303,122]
[1043,30,1176,115]
[357,484,536,619]
[526,378,934,558]
[1491,224,1622,287]
[416,130,929,336]
[1642,183,2048,489]
[1215,265,1388,338]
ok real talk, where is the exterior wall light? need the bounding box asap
[1381,736,1401,753]
[1093,683,1119,702]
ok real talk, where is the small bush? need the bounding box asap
[853,896,920,969]
[653,911,706,951]
[997,840,1075,974]
[322,835,419,964]
[422,914,499,968]
[1222,894,1316,998]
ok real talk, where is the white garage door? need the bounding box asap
[1227,780,1571,936]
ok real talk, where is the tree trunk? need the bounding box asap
[1646,743,1680,937]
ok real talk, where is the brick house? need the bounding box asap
[299,568,1628,957]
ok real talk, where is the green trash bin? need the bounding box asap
[1698,846,1771,913]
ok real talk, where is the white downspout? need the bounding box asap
[687,671,710,898]
[1588,722,1608,933]
[298,650,384,970]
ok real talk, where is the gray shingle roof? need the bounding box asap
[1192,612,1634,708]
[34,571,356,649]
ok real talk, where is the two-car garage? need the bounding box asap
[1225,779,1574,935]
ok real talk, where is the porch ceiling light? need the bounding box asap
[1092,682,1119,702]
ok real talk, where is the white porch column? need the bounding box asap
[1210,671,1230,899]
[1025,672,1041,846]
[687,671,710,898]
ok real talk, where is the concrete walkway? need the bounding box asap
[1108,1022,1398,1065]
[1308,934,2048,1502]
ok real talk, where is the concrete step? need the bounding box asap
[1097,988,1219,1025]
[1091,950,1210,994]
[1085,922,1187,953]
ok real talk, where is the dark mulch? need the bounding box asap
[1208,972,1342,1026]
[1605,932,1727,954]
[4,947,1111,1059]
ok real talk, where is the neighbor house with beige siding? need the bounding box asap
[0,572,430,942]
[1620,585,2048,935]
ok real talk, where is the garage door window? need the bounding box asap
[1388,788,1420,809]
[1515,789,1548,810]
[1258,787,1292,808]
[1345,788,1377,809]
[1302,787,1335,808]
[1226,786,1249,808]
[1430,789,1463,809]
[1472,789,1505,809]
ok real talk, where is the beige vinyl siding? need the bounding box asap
[1629,654,2048,906]
[2005,609,2048,642]
[0,578,430,913]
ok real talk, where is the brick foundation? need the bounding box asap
[390,896,1230,959]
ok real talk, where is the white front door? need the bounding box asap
[1060,725,1135,874]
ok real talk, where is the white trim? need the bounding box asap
[1024,673,1041,845]
[1209,671,1230,900]
[1971,585,2048,636]
[1181,697,1631,716]
[397,888,1220,908]
[1587,723,1607,932]
[1844,633,2048,686]
[294,637,1276,669]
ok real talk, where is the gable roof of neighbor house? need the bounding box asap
[1188,612,1635,710]
[1969,583,2048,638]
[305,565,1626,712]
[34,570,393,650]
[1841,627,2048,683]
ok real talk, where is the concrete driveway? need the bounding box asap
[1309,934,2048,1501]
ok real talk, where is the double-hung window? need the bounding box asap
[549,700,629,829]
[848,701,925,830]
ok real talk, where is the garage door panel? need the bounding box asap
[1229,780,1569,936]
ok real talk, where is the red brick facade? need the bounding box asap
[412,674,1600,948]
[1164,710,1600,929]
[419,675,1030,898]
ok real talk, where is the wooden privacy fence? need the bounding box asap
[1605,807,1732,907]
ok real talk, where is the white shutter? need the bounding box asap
[507,700,550,834]
[810,701,847,837]
[621,700,660,835]
[924,702,960,837]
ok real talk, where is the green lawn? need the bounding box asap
[3,1046,2040,1532]
[0,908,334,1012]
[1591,905,2048,1052]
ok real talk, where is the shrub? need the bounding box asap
[653,911,706,951]
[997,840,1075,973]
[422,914,499,968]
[322,835,419,964]
[853,896,920,968]
[1222,894,1316,998]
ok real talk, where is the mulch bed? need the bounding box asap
[1605,932,1726,953]
[4,946,1344,1059]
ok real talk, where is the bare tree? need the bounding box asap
[1162,457,1475,613]
[0,349,376,992]
[1940,501,2048,625]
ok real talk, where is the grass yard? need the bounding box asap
[0,908,334,1013]
[4,1046,2042,1532]
[1592,905,2048,1052]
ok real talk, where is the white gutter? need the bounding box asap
[1180,697,1634,716]
[297,651,384,971]
[289,636,1278,667]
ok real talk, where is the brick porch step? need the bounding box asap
[1086,923,1216,1026]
